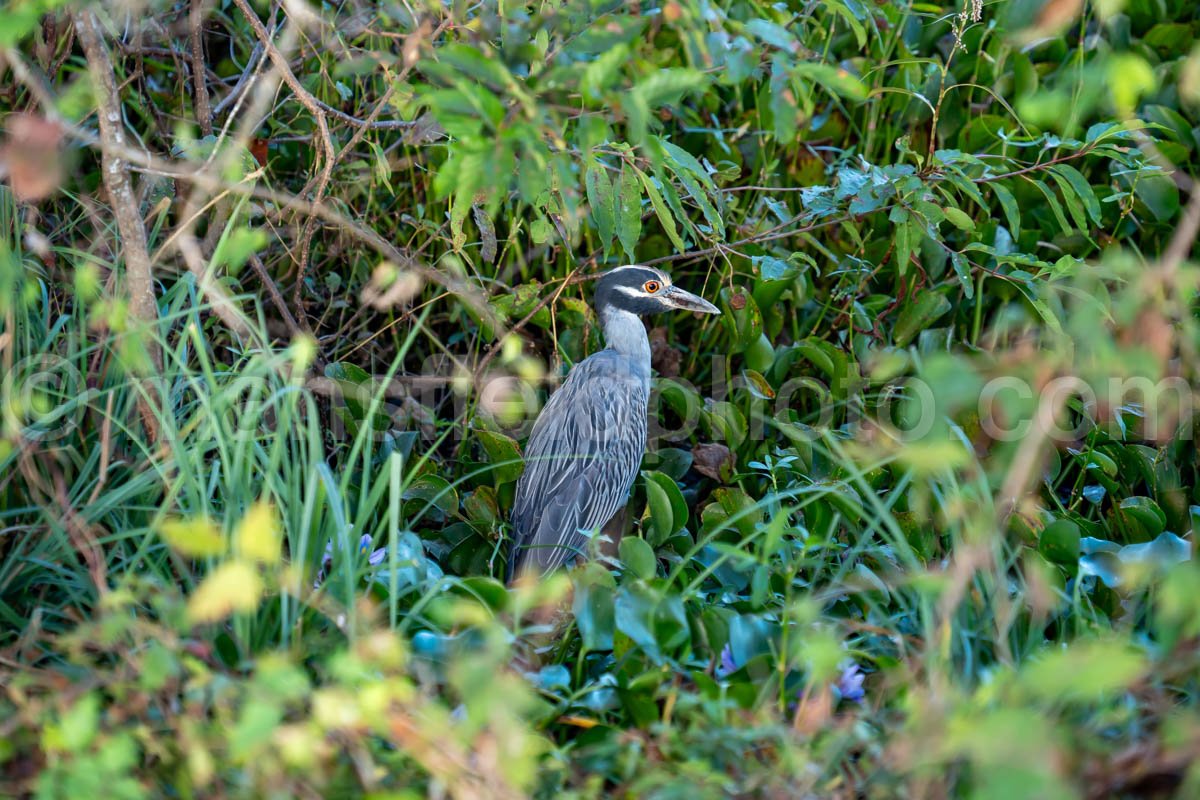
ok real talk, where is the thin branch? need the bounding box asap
[230,0,335,318]
[189,0,214,136]
[72,10,161,381]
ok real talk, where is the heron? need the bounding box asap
[507,265,720,581]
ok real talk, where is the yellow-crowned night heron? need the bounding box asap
[507,265,720,580]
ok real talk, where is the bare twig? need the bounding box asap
[4,46,498,339]
[72,8,162,441]
[189,0,214,136]
[230,0,335,318]
[248,252,306,337]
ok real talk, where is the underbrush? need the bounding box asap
[3,1,1200,797]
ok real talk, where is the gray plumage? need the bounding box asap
[507,265,720,580]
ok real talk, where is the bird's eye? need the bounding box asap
[643,280,661,293]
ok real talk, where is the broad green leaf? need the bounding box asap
[572,565,615,651]
[942,206,975,232]
[616,166,642,261]
[642,474,674,547]
[475,429,524,485]
[1106,53,1155,114]
[618,536,657,580]
[745,19,798,51]
[585,161,616,256]
[894,292,951,346]
[794,62,868,102]
[1019,638,1147,703]
[1038,519,1082,564]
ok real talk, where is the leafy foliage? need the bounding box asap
[3,0,1200,797]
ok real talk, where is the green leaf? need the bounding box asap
[1116,496,1167,539]
[585,161,617,256]
[793,62,868,102]
[1019,638,1147,703]
[950,251,974,298]
[745,19,799,52]
[634,166,686,252]
[942,206,975,232]
[1038,519,1082,564]
[581,44,630,100]
[1046,169,1090,233]
[892,212,914,276]
[642,474,674,547]
[1050,164,1102,225]
[1119,532,1192,568]
[769,54,798,143]
[825,0,867,47]
[1029,178,1074,235]
[893,292,951,346]
[1106,53,1155,114]
[618,536,657,580]
[990,181,1021,241]
[616,166,643,261]
[475,429,524,485]
[572,565,615,651]
[658,137,716,191]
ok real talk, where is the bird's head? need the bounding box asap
[594,265,721,317]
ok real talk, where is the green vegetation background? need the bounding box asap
[2,0,1200,797]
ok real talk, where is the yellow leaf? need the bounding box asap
[159,517,226,558]
[187,561,263,623]
[235,501,281,565]
[896,440,970,474]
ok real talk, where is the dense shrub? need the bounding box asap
[2,1,1200,797]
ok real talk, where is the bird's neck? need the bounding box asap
[600,306,651,370]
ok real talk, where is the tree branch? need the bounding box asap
[72,9,160,373]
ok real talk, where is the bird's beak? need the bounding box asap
[663,285,721,315]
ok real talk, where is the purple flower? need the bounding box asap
[836,662,865,703]
[717,643,737,677]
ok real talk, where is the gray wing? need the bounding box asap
[508,352,648,579]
